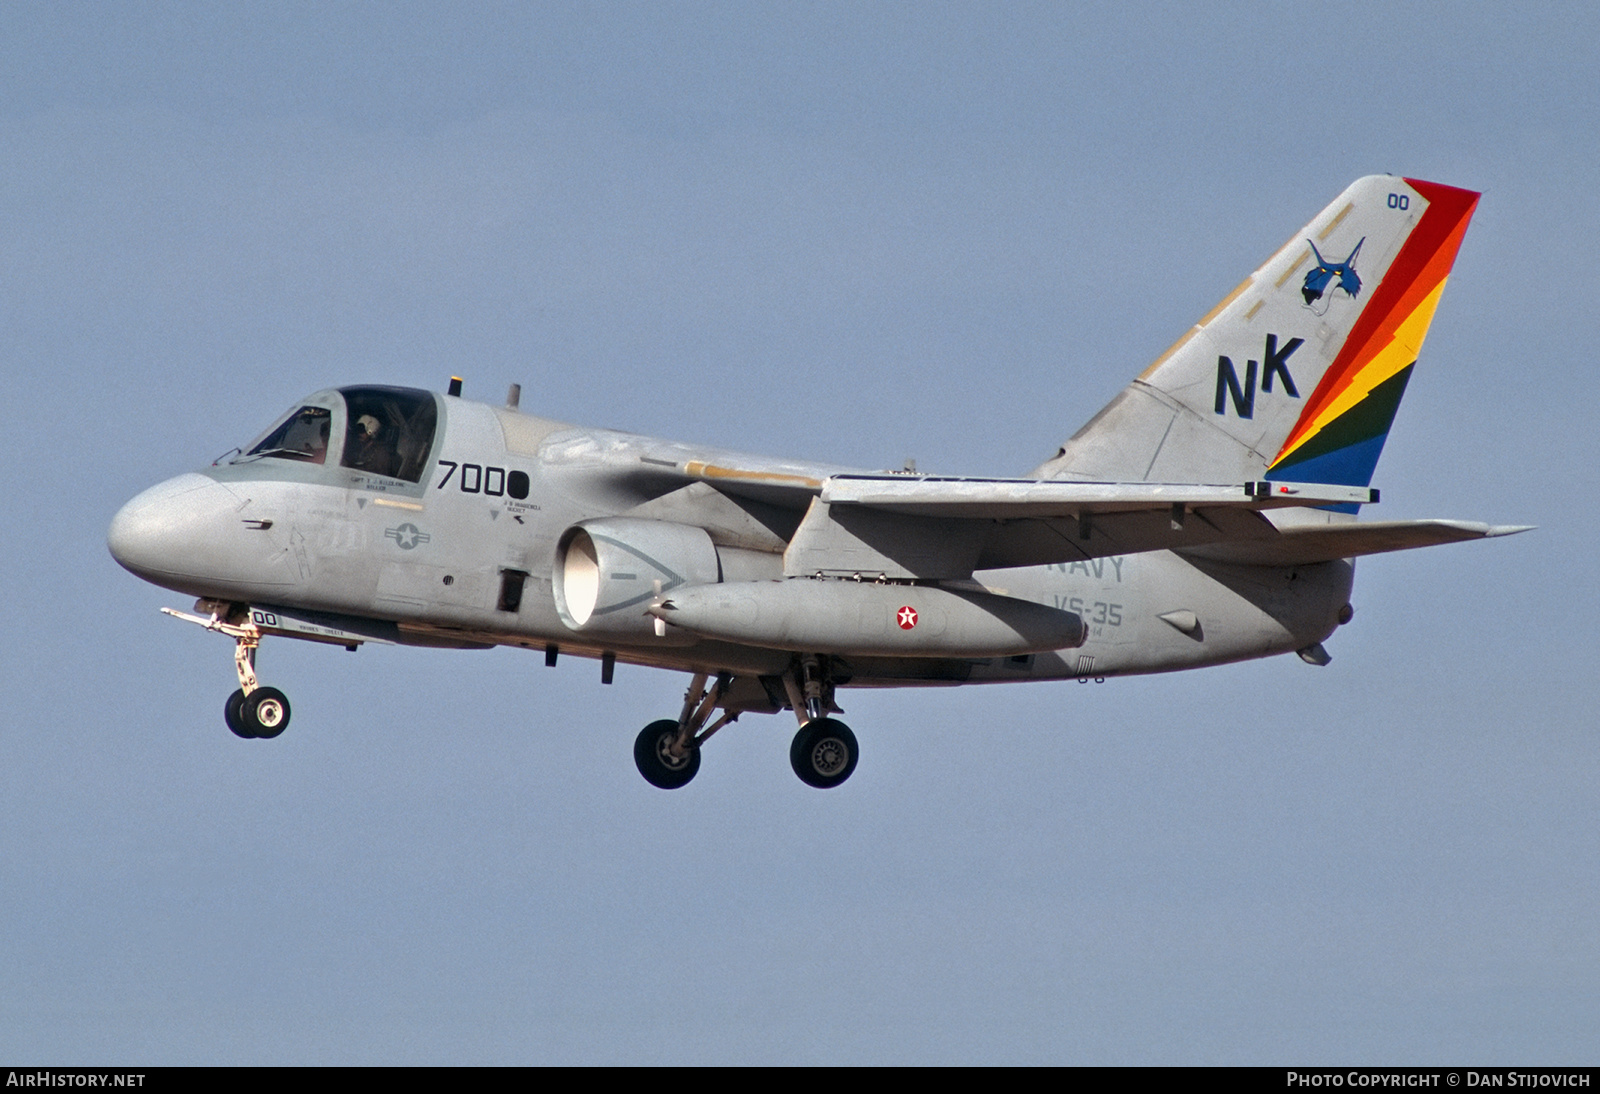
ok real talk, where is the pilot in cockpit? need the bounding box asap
[348,413,398,477]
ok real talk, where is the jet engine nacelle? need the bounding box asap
[553,517,720,643]
[650,579,1087,658]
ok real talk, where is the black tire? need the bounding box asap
[241,687,291,739]
[633,719,700,789]
[790,718,859,789]
[224,689,254,739]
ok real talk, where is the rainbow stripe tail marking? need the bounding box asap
[1265,179,1480,499]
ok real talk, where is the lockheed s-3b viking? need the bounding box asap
[108,176,1526,789]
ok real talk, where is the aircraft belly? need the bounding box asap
[374,562,489,614]
[957,549,1352,682]
[1105,553,1350,674]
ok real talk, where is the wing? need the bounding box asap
[784,474,1381,579]
[529,427,1523,581]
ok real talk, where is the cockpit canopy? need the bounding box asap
[246,404,333,465]
[238,386,440,483]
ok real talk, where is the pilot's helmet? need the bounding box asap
[356,414,382,440]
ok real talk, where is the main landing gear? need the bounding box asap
[632,672,736,789]
[632,655,859,790]
[783,654,857,789]
[162,602,292,740]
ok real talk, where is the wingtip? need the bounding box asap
[1484,524,1536,538]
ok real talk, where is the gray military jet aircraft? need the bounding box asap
[108,175,1526,789]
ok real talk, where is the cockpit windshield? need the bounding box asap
[233,386,440,484]
[338,386,439,483]
[241,405,332,465]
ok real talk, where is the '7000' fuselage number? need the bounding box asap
[435,461,529,500]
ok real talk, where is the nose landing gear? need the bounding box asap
[163,602,292,740]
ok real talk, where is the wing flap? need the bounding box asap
[974,504,1278,570]
[784,491,1287,579]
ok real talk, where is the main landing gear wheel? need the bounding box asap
[790,718,858,789]
[227,687,290,739]
[634,719,700,789]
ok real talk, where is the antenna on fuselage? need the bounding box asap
[506,383,521,409]
[447,376,463,397]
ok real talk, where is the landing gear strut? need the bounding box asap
[632,672,738,790]
[163,603,292,740]
[631,658,862,790]
[781,654,859,789]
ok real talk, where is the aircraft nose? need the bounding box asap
[107,473,250,587]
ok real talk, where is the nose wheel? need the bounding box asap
[222,622,292,739]
[225,686,291,739]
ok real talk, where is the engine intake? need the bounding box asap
[553,518,720,642]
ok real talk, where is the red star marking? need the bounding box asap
[897,605,918,630]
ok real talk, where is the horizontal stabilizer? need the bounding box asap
[1180,519,1532,567]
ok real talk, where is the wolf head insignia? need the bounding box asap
[1301,237,1364,308]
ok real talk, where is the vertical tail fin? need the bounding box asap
[1035,177,1479,494]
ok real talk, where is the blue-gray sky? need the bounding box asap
[3,2,1597,1064]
